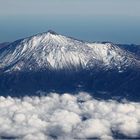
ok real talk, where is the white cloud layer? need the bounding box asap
[0,92,140,140]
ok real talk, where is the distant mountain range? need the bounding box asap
[118,44,140,57]
[0,30,140,101]
[0,42,9,49]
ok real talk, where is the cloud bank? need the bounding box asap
[0,92,140,140]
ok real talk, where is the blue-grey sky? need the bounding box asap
[0,0,140,44]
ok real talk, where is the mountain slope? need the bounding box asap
[0,31,139,73]
[0,31,140,101]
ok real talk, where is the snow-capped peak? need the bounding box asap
[0,30,139,72]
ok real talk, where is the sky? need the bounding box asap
[0,0,140,44]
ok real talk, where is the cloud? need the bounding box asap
[0,92,139,139]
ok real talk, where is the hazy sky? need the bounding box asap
[0,0,140,44]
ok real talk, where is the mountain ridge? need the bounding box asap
[0,30,139,73]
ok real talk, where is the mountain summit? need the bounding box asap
[47,30,58,35]
[0,30,139,72]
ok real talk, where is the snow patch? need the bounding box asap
[0,31,138,72]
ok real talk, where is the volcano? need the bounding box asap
[0,31,140,101]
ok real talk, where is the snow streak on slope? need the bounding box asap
[0,92,139,140]
[0,31,138,72]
